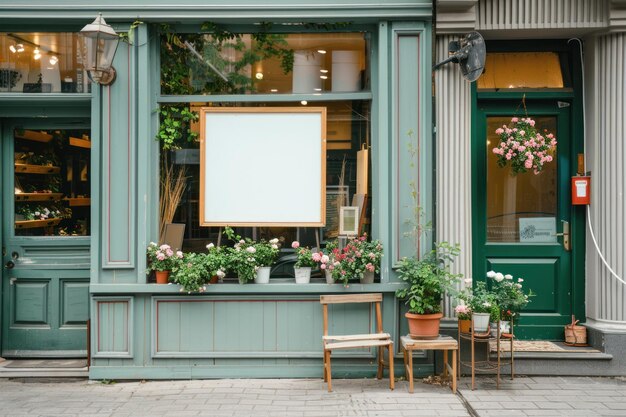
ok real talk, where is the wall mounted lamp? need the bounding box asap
[79,13,120,85]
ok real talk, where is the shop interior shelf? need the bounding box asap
[14,130,53,143]
[65,197,91,207]
[69,137,91,149]
[15,164,61,174]
[15,192,63,202]
[15,218,62,229]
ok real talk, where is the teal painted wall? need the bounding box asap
[0,4,433,378]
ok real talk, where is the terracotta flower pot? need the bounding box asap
[405,312,443,340]
[209,275,219,284]
[155,270,170,284]
[458,319,471,334]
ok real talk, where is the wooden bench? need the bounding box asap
[320,293,394,392]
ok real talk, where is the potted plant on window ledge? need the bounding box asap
[396,242,462,339]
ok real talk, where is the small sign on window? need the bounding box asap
[519,217,557,243]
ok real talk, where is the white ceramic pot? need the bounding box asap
[490,322,498,338]
[360,270,375,284]
[325,270,335,284]
[472,313,490,333]
[254,267,271,284]
[500,321,511,334]
[294,267,312,284]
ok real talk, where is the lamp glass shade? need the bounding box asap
[80,14,119,83]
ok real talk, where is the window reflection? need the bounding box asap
[161,32,368,95]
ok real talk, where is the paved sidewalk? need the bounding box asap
[0,378,468,417]
[1,376,626,417]
[458,375,626,417]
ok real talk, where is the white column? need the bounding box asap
[435,35,473,317]
[585,32,626,324]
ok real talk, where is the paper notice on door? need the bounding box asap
[519,217,557,243]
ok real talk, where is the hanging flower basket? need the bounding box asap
[492,117,557,175]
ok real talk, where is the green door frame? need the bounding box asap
[470,39,586,335]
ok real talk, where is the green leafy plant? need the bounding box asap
[461,281,497,314]
[171,252,212,293]
[204,243,228,279]
[254,238,281,267]
[395,242,462,315]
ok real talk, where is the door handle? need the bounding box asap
[5,261,15,269]
[555,220,570,251]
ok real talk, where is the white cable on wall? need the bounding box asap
[569,38,625,285]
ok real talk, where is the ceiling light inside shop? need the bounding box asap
[255,72,264,80]
[16,43,24,53]
[270,88,278,92]
[314,88,322,91]
[320,75,328,80]
[34,48,41,60]
[300,100,308,105]
[320,69,328,73]
[49,56,58,66]
[317,49,326,54]
[9,44,16,53]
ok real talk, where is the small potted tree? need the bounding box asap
[396,242,462,339]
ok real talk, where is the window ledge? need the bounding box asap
[90,281,405,294]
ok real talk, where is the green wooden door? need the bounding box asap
[2,120,90,357]
[473,100,576,339]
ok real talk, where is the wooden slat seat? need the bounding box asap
[323,333,391,342]
[325,339,393,350]
[320,293,394,392]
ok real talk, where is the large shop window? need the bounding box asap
[161,32,369,95]
[14,128,91,236]
[161,100,371,253]
[159,29,372,264]
[0,33,91,93]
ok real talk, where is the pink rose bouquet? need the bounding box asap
[492,117,557,175]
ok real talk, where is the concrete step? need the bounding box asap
[0,359,88,378]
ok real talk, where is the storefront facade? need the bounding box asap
[2,0,625,379]
[0,1,435,379]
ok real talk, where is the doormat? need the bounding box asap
[3,359,87,368]
[490,340,600,353]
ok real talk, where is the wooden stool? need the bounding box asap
[401,335,458,393]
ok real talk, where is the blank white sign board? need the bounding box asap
[200,107,326,226]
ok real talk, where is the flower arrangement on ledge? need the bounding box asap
[328,234,383,285]
[147,242,182,272]
[492,117,557,175]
